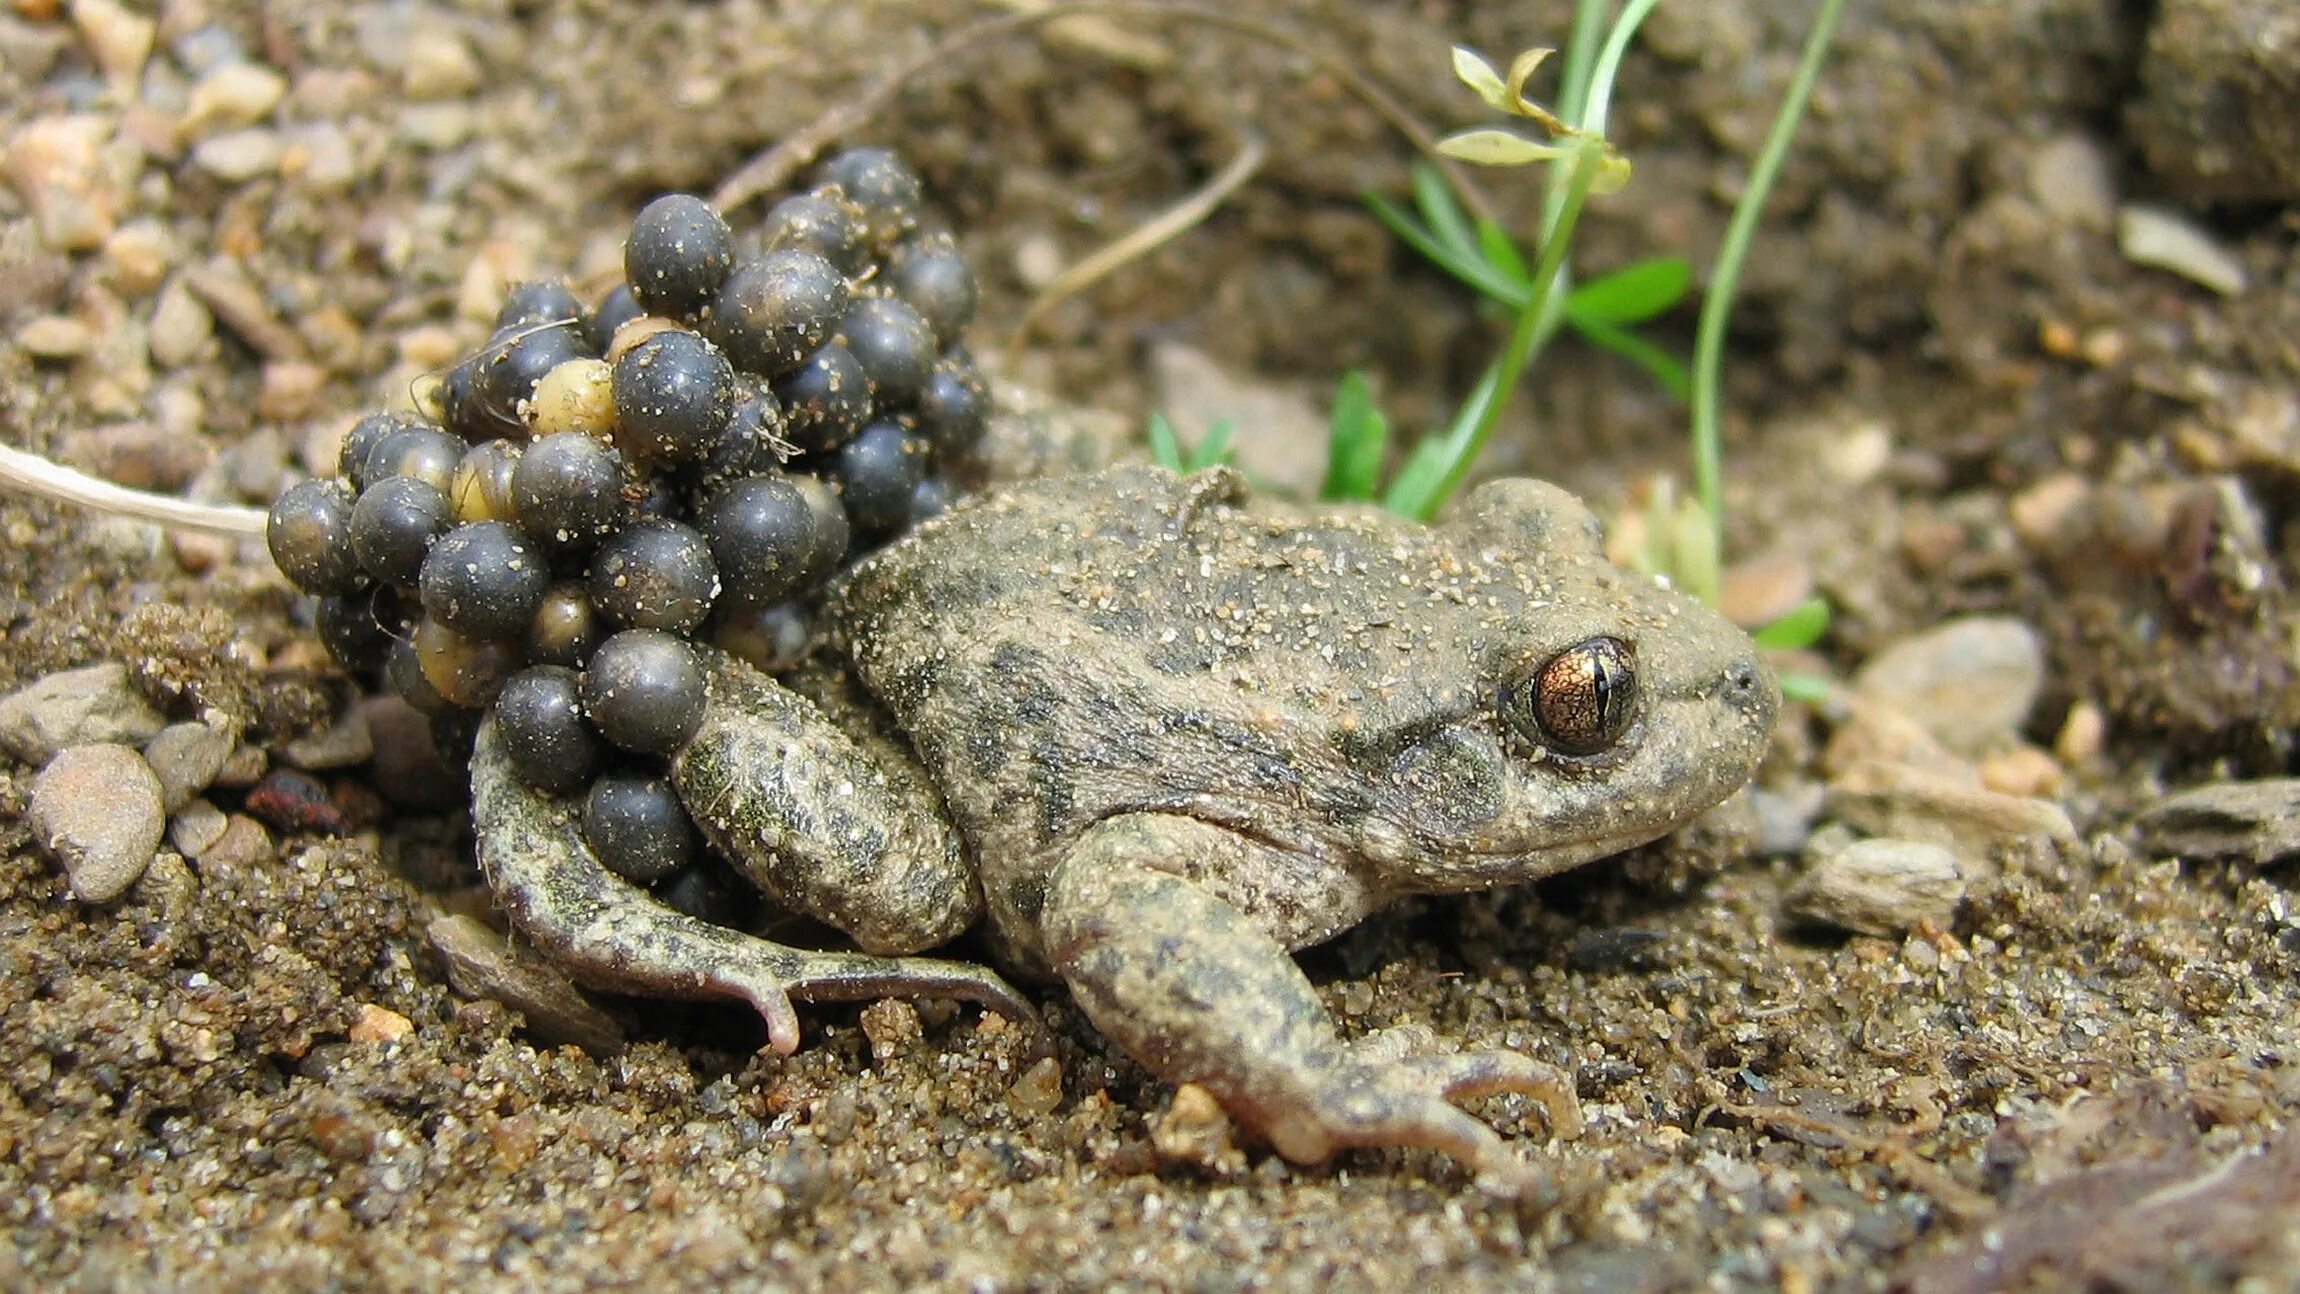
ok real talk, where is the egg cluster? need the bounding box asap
[266,147,987,894]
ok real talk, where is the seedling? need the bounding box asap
[1146,413,1236,474]
[1336,0,1846,694]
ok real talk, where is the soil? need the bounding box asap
[3,2,2298,1290]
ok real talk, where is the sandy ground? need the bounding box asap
[2,2,2297,1290]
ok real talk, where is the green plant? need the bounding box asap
[1145,412,1236,474]
[1332,0,1846,695]
[1364,165,1692,401]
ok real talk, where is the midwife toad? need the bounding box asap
[470,463,1777,1191]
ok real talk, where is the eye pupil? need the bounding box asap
[1522,636,1638,756]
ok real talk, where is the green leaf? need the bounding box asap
[1409,163,1478,261]
[1320,370,1388,501]
[1474,219,1531,288]
[1565,257,1692,325]
[1752,596,1831,650]
[1567,315,1690,400]
[1437,129,1571,168]
[1188,420,1237,472]
[1778,671,1830,703]
[1146,412,1183,470]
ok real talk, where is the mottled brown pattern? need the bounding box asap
[472,463,1776,1190]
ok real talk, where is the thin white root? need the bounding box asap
[0,442,270,539]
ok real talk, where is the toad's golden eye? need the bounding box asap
[1510,636,1639,757]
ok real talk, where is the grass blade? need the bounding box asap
[1475,219,1531,288]
[1147,412,1183,470]
[1320,370,1389,500]
[1188,419,1236,472]
[1566,315,1690,400]
[1410,162,1480,259]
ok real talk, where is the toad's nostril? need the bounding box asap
[1720,658,1771,716]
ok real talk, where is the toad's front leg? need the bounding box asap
[469,650,1039,1055]
[1040,814,1582,1195]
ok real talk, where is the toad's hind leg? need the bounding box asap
[470,719,1039,1055]
[1041,814,1581,1195]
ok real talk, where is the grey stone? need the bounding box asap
[168,797,230,858]
[282,706,375,771]
[0,662,167,765]
[1854,617,2046,756]
[30,743,166,902]
[1750,781,1825,857]
[425,913,626,1055]
[142,721,233,812]
[1786,838,1968,937]
[1827,759,2077,872]
[2131,778,2300,865]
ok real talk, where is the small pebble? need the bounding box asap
[6,114,118,251]
[180,62,287,140]
[401,27,481,99]
[197,813,273,869]
[280,121,360,193]
[0,661,167,765]
[2026,135,2116,231]
[1151,1082,1245,1177]
[31,742,166,902]
[858,998,922,1061]
[167,796,229,857]
[1717,552,1815,630]
[2008,472,2089,551]
[1750,781,1825,856]
[1786,838,1967,937]
[1853,616,2046,756]
[2054,700,2107,764]
[70,0,155,91]
[359,695,463,810]
[1147,341,1328,497]
[102,220,174,295]
[281,706,375,771]
[348,1003,415,1044]
[148,278,215,368]
[59,421,210,491]
[142,720,233,812]
[245,767,353,835]
[1008,1055,1065,1118]
[15,314,94,359]
[1979,746,2065,799]
[396,102,473,151]
[2117,205,2247,296]
[257,359,326,421]
[1821,697,1972,781]
[190,128,283,182]
[213,740,268,788]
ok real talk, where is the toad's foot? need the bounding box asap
[1042,815,1580,1195]
[471,719,1040,1055]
